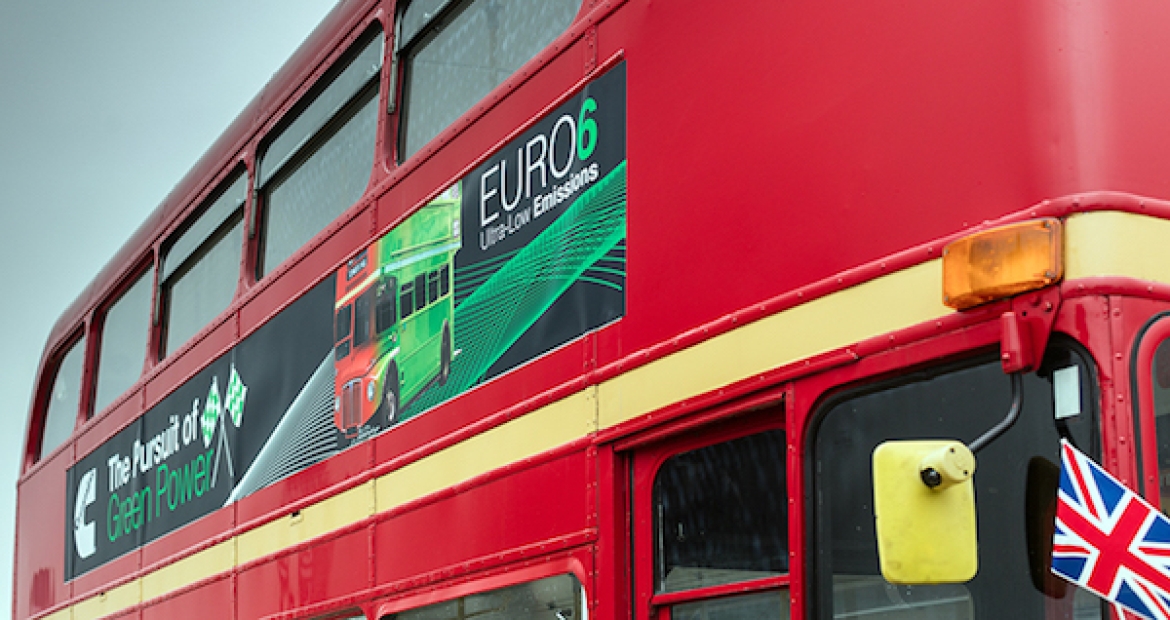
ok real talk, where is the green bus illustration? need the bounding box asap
[333,184,462,438]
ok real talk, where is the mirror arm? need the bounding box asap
[968,372,1023,453]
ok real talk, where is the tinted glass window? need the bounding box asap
[386,573,583,620]
[427,271,439,304]
[439,264,450,296]
[336,304,352,343]
[376,276,397,333]
[162,173,246,281]
[654,429,788,593]
[93,270,152,415]
[354,289,372,348]
[811,348,1101,619]
[259,33,383,186]
[415,274,427,311]
[40,336,85,460]
[258,28,383,277]
[400,282,415,319]
[163,219,243,357]
[161,170,246,358]
[399,0,583,159]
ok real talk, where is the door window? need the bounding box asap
[632,408,791,619]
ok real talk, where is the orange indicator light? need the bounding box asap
[942,218,1062,310]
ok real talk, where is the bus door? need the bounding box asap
[807,341,1103,619]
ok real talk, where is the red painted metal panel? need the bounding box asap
[70,551,142,608]
[141,575,232,620]
[13,447,70,619]
[374,449,591,587]
[138,505,235,575]
[1109,297,1170,501]
[1118,295,1170,500]
[592,444,628,620]
[237,529,369,619]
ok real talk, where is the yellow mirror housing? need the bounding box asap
[873,440,978,584]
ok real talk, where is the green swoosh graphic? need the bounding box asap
[408,161,627,415]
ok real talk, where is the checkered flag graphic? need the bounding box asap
[201,376,221,448]
[226,364,247,427]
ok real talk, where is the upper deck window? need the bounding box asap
[160,170,247,358]
[257,26,383,277]
[397,0,583,160]
[39,336,85,460]
[92,269,152,415]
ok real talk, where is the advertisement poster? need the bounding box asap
[65,62,626,579]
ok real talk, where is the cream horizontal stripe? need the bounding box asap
[1065,211,1170,283]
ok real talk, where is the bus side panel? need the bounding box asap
[14,449,70,620]
[236,528,369,619]
[373,448,592,586]
[139,505,235,577]
[141,575,232,620]
[70,550,141,611]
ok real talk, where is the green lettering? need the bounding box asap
[107,492,120,543]
[138,486,152,524]
[127,492,140,530]
[194,453,206,497]
[577,97,598,160]
[121,496,133,537]
[156,464,169,517]
[177,463,194,506]
[167,470,179,511]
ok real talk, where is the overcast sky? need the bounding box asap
[0,1,339,614]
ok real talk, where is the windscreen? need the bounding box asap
[811,344,1102,619]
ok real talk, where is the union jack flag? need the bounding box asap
[1053,439,1170,619]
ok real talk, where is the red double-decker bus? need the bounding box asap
[18,0,1170,618]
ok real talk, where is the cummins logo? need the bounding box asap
[73,468,96,559]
